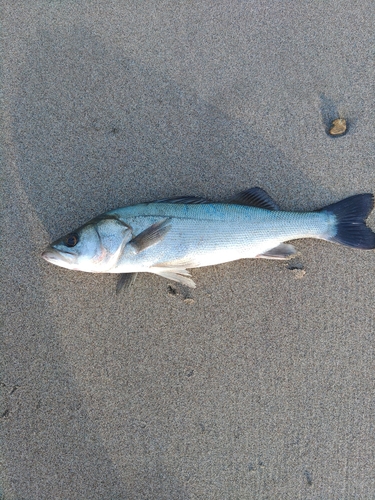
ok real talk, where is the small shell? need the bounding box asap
[329,118,347,136]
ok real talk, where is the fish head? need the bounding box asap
[42,215,133,272]
[42,223,103,272]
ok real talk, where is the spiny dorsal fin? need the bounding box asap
[154,196,210,204]
[229,187,280,210]
[129,218,171,253]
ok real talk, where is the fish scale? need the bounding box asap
[42,187,375,290]
[112,205,331,269]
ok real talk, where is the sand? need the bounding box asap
[2,1,375,498]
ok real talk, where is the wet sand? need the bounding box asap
[2,2,375,498]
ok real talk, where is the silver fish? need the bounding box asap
[42,187,375,291]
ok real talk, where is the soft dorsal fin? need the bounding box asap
[229,187,280,210]
[154,196,210,204]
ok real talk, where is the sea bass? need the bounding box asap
[42,187,375,291]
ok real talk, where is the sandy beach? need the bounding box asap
[2,2,375,498]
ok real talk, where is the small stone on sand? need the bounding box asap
[329,118,347,136]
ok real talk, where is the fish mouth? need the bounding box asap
[42,247,74,263]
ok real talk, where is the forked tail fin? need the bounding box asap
[320,194,375,249]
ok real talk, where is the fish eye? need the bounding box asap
[65,233,79,247]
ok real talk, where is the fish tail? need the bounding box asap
[320,193,375,249]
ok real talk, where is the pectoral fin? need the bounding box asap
[129,218,171,253]
[256,243,297,260]
[116,272,138,294]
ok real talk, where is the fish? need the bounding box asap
[42,187,375,291]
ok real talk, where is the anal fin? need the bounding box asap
[256,243,297,260]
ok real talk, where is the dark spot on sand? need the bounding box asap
[167,285,177,296]
[167,284,195,303]
[304,470,313,486]
[287,260,306,279]
[288,261,303,270]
